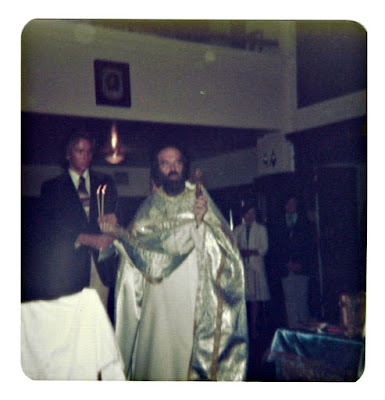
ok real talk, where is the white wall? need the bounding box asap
[21,20,289,130]
[255,133,295,178]
[21,20,296,196]
[293,90,366,132]
[21,20,366,194]
[254,89,366,179]
[191,147,258,189]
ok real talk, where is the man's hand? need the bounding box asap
[194,195,208,227]
[76,233,115,251]
[98,213,118,235]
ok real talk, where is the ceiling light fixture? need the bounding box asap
[103,122,128,164]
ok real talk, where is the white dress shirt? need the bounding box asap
[68,168,90,193]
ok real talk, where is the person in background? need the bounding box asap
[99,144,248,381]
[271,195,316,328]
[234,202,270,339]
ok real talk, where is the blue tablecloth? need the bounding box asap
[267,328,365,381]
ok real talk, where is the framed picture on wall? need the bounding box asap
[94,59,131,107]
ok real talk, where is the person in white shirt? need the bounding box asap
[234,202,270,339]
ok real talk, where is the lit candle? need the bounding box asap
[96,185,102,217]
[111,124,118,150]
[105,123,125,164]
[101,184,107,216]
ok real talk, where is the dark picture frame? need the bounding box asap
[94,59,131,107]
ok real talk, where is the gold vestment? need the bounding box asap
[113,182,248,380]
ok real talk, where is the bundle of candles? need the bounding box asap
[96,184,107,218]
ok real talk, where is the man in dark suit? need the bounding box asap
[269,194,316,328]
[23,130,120,324]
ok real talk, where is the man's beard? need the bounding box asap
[160,171,186,196]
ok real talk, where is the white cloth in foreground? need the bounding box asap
[21,288,125,380]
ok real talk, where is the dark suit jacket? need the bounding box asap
[269,213,316,278]
[22,169,119,302]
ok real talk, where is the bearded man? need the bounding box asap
[99,145,247,381]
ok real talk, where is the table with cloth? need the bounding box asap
[266,327,365,381]
[21,288,125,380]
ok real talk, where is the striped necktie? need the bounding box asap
[78,175,90,215]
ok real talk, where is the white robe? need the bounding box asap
[116,224,203,381]
[131,248,198,380]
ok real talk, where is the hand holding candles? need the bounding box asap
[99,213,118,236]
[97,185,118,238]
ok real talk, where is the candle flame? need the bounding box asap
[102,184,107,195]
[111,124,118,150]
[105,122,126,164]
[97,184,102,194]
